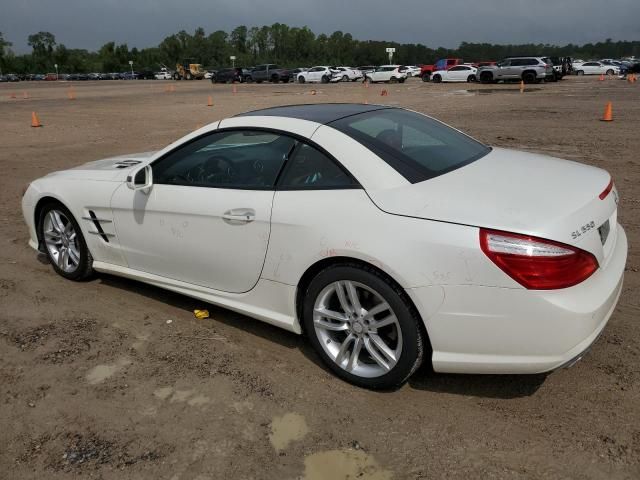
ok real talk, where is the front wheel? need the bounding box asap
[39,203,93,281]
[576,70,584,76]
[321,75,329,84]
[421,74,430,82]
[467,74,477,82]
[186,72,192,80]
[303,264,425,389]
[606,69,614,76]
[342,75,349,82]
[298,75,305,84]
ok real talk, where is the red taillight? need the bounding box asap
[480,229,598,290]
[599,178,614,200]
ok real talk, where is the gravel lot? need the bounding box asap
[1,76,639,479]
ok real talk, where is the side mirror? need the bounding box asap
[126,164,153,193]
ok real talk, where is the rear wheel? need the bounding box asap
[186,72,192,80]
[342,75,349,82]
[432,74,442,83]
[576,70,584,76]
[389,76,398,83]
[303,264,425,389]
[467,74,477,82]
[480,72,493,84]
[173,72,181,81]
[39,203,93,281]
[321,75,329,84]
[421,74,431,82]
[522,72,536,84]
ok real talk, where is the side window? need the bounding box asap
[152,130,296,189]
[278,143,358,189]
[510,59,523,67]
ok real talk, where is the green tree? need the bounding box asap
[0,32,12,73]
[28,31,56,70]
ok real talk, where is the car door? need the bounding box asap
[110,129,296,293]
[448,66,466,81]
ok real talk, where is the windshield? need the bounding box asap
[329,108,491,183]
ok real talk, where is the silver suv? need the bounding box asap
[477,57,554,84]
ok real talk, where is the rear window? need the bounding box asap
[330,108,491,183]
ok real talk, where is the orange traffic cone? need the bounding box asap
[599,74,605,81]
[232,84,238,94]
[23,91,29,99]
[67,88,75,100]
[207,95,213,107]
[380,89,388,96]
[601,102,613,122]
[519,80,525,93]
[31,111,42,128]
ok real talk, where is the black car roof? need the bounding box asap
[235,103,393,125]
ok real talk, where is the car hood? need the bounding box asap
[47,151,157,181]
[367,147,615,245]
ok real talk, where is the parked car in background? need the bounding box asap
[599,60,627,74]
[44,73,58,81]
[574,62,619,76]
[364,65,408,83]
[357,65,377,75]
[136,70,156,80]
[204,70,216,80]
[120,72,138,80]
[478,57,554,84]
[213,67,245,83]
[155,71,172,80]
[420,58,464,81]
[6,73,20,82]
[403,65,421,77]
[0,75,8,82]
[431,65,478,83]
[297,66,340,83]
[334,66,363,82]
[249,64,291,83]
[87,73,102,80]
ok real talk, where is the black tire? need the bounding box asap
[398,77,405,83]
[256,80,263,84]
[467,74,476,82]
[173,72,181,81]
[389,76,398,84]
[363,76,371,84]
[341,75,349,82]
[421,74,431,82]
[186,72,192,80]
[321,75,329,84]
[606,69,614,76]
[38,202,93,281]
[576,70,584,76]
[270,75,279,83]
[298,75,305,84]
[480,72,493,84]
[432,74,442,83]
[302,264,426,390]
[522,72,536,84]
[282,77,290,83]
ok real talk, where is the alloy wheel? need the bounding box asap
[43,209,80,273]
[313,280,403,378]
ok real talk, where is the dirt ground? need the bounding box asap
[0,76,639,480]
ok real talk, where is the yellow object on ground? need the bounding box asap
[194,309,210,320]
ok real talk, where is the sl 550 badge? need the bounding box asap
[571,220,596,239]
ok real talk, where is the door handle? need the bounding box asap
[222,208,255,225]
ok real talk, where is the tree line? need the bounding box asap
[1,26,639,74]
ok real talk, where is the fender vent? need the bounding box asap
[83,210,113,242]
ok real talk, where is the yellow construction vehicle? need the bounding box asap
[173,59,205,80]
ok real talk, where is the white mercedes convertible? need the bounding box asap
[22,104,627,389]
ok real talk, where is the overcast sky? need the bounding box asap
[3,0,639,53]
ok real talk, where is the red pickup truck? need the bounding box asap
[420,58,464,81]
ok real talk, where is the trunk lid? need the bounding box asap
[368,147,618,260]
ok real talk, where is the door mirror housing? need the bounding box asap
[126,164,153,193]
